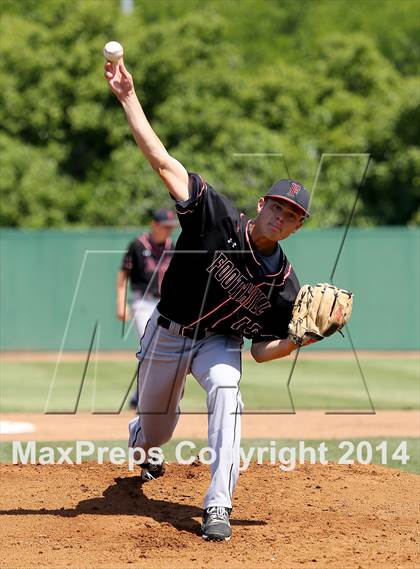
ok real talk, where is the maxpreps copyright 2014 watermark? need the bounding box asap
[11,440,410,471]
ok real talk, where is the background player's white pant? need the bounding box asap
[131,292,159,339]
[128,308,243,510]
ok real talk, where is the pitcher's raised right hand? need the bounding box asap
[104,59,135,102]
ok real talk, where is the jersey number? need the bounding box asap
[231,317,261,336]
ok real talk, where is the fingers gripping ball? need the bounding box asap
[103,41,124,63]
[288,283,353,347]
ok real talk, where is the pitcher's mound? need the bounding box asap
[0,462,418,568]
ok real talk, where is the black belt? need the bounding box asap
[157,315,207,340]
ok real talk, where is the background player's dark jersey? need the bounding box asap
[158,173,300,341]
[121,233,173,297]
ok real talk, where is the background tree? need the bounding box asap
[0,0,418,227]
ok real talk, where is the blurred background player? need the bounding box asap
[116,208,177,407]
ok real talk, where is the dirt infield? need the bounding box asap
[1,410,420,441]
[0,462,418,569]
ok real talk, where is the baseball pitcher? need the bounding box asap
[104,58,352,542]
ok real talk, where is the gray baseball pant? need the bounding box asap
[131,292,159,339]
[128,308,243,509]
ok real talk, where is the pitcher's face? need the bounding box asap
[256,197,303,241]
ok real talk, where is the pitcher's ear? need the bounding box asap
[257,197,265,213]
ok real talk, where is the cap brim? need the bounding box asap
[266,195,310,218]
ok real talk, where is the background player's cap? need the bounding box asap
[264,179,310,218]
[152,208,178,227]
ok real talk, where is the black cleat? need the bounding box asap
[201,506,232,541]
[140,461,165,482]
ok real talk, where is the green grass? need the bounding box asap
[1,438,418,474]
[1,357,419,413]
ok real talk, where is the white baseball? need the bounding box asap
[103,41,124,64]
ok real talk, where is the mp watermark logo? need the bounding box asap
[42,152,375,416]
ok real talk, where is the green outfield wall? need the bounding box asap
[0,227,418,351]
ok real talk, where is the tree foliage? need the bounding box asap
[0,0,418,228]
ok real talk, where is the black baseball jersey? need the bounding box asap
[157,173,300,342]
[121,233,173,298]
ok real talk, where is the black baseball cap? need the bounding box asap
[152,208,178,227]
[264,179,310,218]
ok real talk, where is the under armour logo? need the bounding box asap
[227,238,237,248]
